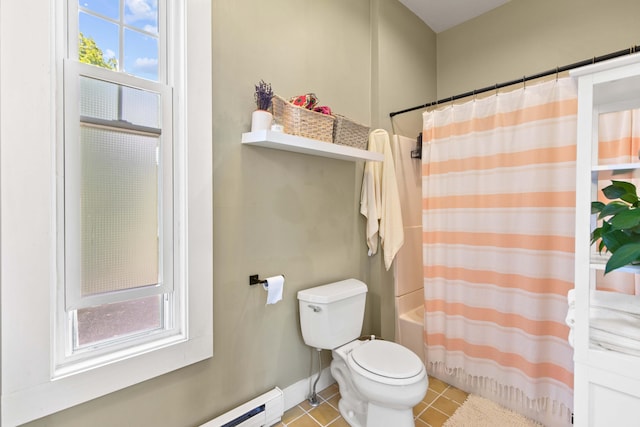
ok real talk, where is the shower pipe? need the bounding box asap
[389,45,640,118]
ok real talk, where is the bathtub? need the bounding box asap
[397,305,424,362]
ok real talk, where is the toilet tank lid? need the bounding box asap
[297,279,367,304]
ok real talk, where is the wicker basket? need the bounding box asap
[333,115,370,150]
[272,95,335,143]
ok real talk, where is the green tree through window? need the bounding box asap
[78,32,117,71]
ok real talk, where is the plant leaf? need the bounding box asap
[591,227,602,242]
[598,201,630,219]
[606,181,639,204]
[621,193,639,205]
[605,242,640,274]
[602,184,627,200]
[599,239,606,253]
[601,228,633,253]
[611,180,637,195]
[592,201,606,214]
[609,208,640,230]
[602,181,636,200]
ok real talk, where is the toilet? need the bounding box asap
[297,279,428,427]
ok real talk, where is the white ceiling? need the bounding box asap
[398,0,511,33]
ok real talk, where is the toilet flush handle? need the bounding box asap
[308,304,322,313]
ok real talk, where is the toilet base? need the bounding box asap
[366,402,414,427]
[332,358,367,427]
[335,396,416,427]
[337,396,365,427]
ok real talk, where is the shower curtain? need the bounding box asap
[422,78,577,427]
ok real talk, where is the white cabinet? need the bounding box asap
[572,54,640,426]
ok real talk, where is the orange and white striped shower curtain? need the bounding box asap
[422,78,577,427]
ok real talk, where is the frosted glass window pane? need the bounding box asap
[76,295,163,347]
[80,76,119,121]
[121,85,160,127]
[80,76,160,128]
[81,126,160,297]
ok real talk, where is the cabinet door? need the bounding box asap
[573,56,640,426]
[588,109,640,355]
[574,363,640,426]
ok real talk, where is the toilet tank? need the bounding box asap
[297,279,367,350]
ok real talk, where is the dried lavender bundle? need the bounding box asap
[254,80,273,110]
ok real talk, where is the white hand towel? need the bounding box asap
[567,288,576,307]
[565,289,576,328]
[360,135,383,256]
[360,129,404,270]
[567,328,574,348]
[565,306,575,327]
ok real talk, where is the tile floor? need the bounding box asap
[275,376,468,427]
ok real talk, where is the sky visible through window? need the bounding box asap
[79,0,159,81]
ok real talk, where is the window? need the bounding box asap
[57,0,178,374]
[0,0,212,425]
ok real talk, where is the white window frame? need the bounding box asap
[0,1,212,425]
[58,28,178,372]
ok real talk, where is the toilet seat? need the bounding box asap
[347,340,425,385]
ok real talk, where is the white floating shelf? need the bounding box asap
[242,130,383,162]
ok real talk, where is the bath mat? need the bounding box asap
[443,395,544,427]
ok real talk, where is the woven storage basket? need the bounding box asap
[272,95,335,143]
[333,114,370,150]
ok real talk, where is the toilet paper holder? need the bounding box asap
[249,274,284,287]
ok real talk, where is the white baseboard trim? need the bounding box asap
[282,366,335,411]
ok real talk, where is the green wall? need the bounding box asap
[436,0,640,99]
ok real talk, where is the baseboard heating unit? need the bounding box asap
[200,387,284,427]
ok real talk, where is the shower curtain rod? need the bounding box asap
[389,45,640,118]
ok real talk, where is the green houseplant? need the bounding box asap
[591,180,640,274]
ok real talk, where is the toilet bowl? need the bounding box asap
[331,339,427,427]
[297,279,428,427]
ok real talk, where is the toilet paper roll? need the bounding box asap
[263,275,284,305]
